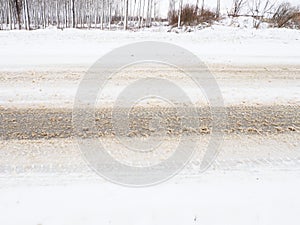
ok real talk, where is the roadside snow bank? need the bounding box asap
[0,26,299,70]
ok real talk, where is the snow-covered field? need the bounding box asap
[0,26,300,225]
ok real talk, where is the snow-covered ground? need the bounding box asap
[1,171,300,225]
[0,25,300,71]
[0,26,299,225]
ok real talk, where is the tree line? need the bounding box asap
[0,0,161,30]
[168,0,299,29]
[0,0,298,30]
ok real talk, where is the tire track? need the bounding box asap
[0,105,299,140]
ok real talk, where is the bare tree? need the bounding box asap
[14,0,22,29]
[0,0,163,31]
[272,2,299,28]
[216,0,220,18]
[100,0,105,30]
[8,0,13,30]
[178,0,183,28]
[229,0,245,17]
[23,0,30,29]
[137,0,143,28]
[145,0,153,27]
[124,0,128,30]
[195,0,199,15]
[248,0,276,28]
[71,0,75,28]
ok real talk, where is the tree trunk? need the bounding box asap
[42,0,46,28]
[22,0,27,29]
[64,1,68,28]
[101,0,104,30]
[24,0,30,30]
[8,0,13,30]
[133,0,137,22]
[14,0,22,29]
[56,0,60,28]
[149,0,153,25]
[146,0,151,27]
[137,0,142,28]
[71,0,75,28]
[108,1,112,30]
[216,0,220,18]
[141,0,146,27]
[195,0,199,15]
[178,0,182,28]
[124,0,129,30]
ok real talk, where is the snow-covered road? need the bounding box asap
[0,26,300,225]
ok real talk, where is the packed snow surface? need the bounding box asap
[0,26,299,225]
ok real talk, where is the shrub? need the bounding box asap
[181,4,198,25]
[272,3,299,28]
[168,5,218,27]
[168,10,178,26]
[198,8,219,24]
[291,12,300,28]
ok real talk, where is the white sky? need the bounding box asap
[157,0,300,18]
